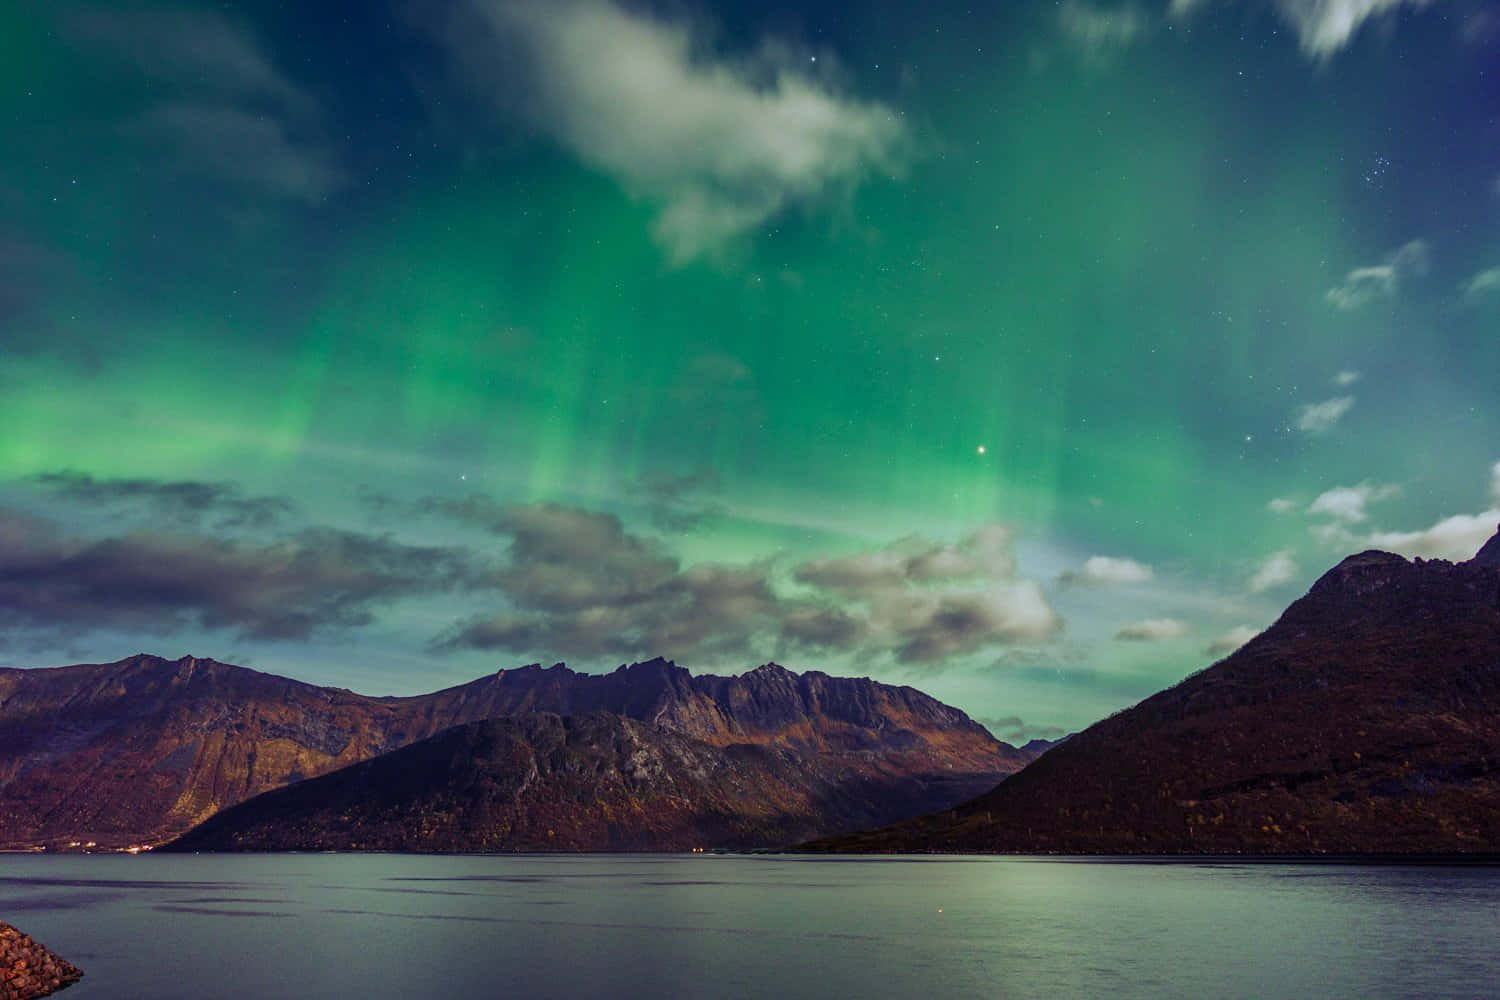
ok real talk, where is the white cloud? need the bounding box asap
[1249,550,1298,592]
[1268,497,1297,514]
[792,524,1061,664]
[467,0,906,263]
[1307,482,1397,523]
[1333,369,1361,386]
[1368,511,1500,561]
[1058,2,1150,59]
[1272,0,1437,60]
[1296,396,1354,434]
[1206,624,1260,656]
[1344,464,1500,562]
[1325,239,1428,310]
[1058,555,1154,586]
[1464,267,1500,300]
[1115,617,1188,641]
[1310,520,1356,547]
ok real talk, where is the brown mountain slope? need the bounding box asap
[165,712,929,852]
[806,528,1500,855]
[0,655,1028,848]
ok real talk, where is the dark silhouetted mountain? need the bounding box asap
[0,655,1030,849]
[806,527,1500,854]
[167,712,932,852]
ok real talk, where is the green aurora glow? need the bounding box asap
[2,0,1498,740]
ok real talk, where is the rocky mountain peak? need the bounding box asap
[1469,524,1500,568]
[751,662,793,675]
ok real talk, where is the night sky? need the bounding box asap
[3,0,1498,741]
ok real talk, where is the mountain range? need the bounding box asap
[12,527,1498,855]
[0,655,1032,850]
[805,528,1500,854]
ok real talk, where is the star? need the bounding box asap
[976,445,987,455]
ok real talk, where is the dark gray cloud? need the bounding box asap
[777,604,868,652]
[34,472,294,530]
[433,501,1058,667]
[430,500,787,661]
[638,468,724,533]
[0,507,465,641]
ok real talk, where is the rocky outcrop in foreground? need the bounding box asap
[0,923,81,999]
[806,527,1500,855]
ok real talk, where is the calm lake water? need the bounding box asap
[1,854,1496,998]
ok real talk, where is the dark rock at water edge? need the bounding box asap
[0,923,81,999]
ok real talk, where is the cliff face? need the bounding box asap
[166,712,938,852]
[808,529,1500,855]
[0,655,1029,848]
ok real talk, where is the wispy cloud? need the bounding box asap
[455,0,906,263]
[1167,0,1210,17]
[34,471,293,530]
[1057,2,1149,61]
[70,7,343,202]
[131,105,344,203]
[1268,497,1297,514]
[1152,0,1437,60]
[1272,0,1437,60]
[637,468,724,533]
[1325,239,1428,310]
[1296,396,1354,434]
[1463,267,1500,300]
[1249,550,1298,592]
[1333,369,1361,386]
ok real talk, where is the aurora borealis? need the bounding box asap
[2,0,1498,740]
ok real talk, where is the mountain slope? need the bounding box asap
[167,712,914,852]
[0,655,1029,848]
[806,529,1500,854]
